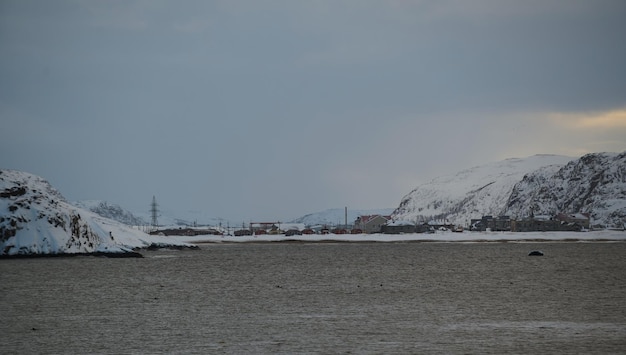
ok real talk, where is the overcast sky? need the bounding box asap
[1,0,625,223]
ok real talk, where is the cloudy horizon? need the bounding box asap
[2,1,625,222]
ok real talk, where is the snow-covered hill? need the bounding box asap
[392,152,626,228]
[0,170,194,256]
[503,152,626,228]
[392,155,574,226]
[290,207,395,226]
[73,200,147,226]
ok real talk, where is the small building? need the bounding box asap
[470,216,511,231]
[354,215,390,233]
[234,229,252,236]
[555,213,591,230]
[508,213,590,232]
[427,219,456,231]
[511,215,557,232]
[416,223,435,233]
[285,229,302,236]
[250,222,280,235]
[381,220,416,234]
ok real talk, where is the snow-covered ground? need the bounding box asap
[170,229,626,244]
[1,169,194,256]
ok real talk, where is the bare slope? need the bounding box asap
[392,155,574,225]
[73,200,146,226]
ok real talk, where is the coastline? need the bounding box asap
[171,230,626,245]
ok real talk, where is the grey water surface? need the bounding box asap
[2,242,626,354]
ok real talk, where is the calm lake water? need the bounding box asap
[2,242,626,354]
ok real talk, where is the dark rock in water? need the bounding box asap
[528,250,544,256]
[145,243,199,251]
[92,251,143,258]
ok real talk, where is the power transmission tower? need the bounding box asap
[150,196,159,231]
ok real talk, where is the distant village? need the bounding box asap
[150,212,594,237]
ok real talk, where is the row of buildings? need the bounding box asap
[354,213,592,234]
[469,213,591,232]
[354,215,455,234]
[151,213,593,236]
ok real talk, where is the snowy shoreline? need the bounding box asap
[170,230,626,244]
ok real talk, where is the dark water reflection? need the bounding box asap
[2,242,626,354]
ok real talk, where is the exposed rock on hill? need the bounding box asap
[503,152,626,228]
[392,153,626,228]
[73,200,146,226]
[392,155,573,226]
[0,170,194,256]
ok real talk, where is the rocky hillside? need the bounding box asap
[503,152,626,228]
[73,200,146,226]
[0,170,193,256]
[392,152,625,228]
[392,155,575,226]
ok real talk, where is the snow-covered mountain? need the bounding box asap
[290,207,395,226]
[503,152,626,228]
[73,200,147,226]
[72,199,230,228]
[0,170,194,256]
[392,152,625,228]
[392,155,575,226]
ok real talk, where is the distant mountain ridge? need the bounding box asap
[392,152,625,228]
[290,208,395,226]
[73,200,146,226]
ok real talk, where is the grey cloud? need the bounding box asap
[1,0,625,222]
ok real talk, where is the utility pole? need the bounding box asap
[150,196,159,232]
